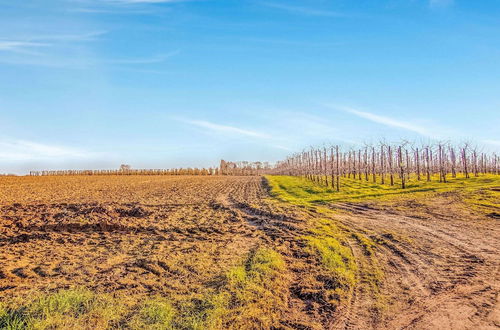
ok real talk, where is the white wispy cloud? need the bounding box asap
[179,119,271,139]
[332,105,434,137]
[261,2,346,17]
[0,53,177,68]
[0,41,49,54]
[0,31,177,68]
[0,31,106,55]
[0,31,106,45]
[0,140,95,161]
[271,144,294,151]
[29,31,108,42]
[104,51,179,64]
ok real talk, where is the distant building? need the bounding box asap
[120,164,131,171]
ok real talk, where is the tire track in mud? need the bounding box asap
[329,236,379,330]
[217,184,345,329]
[211,178,500,329]
[227,181,499,329]
[328,202,500,329]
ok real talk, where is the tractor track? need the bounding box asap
[328,202,500,329]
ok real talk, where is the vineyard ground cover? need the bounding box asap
[267,174,500,215]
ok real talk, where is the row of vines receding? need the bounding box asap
[270,142,499,190]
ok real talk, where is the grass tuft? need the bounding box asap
[131,297,175,329]
[217,247,288,329]
[0,302,26,330]
[0,288,125,330]
[302,219,358,303]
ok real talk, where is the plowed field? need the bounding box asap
[0,175,498,329]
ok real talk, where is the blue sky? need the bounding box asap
[1,0,499,174]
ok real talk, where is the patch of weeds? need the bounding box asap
[216,247,289,329]
[0,302,26,330]
[351,232,376,256]
[168,247,289,329]
[302,220,357,304]
[131,297,175,329]
[0,288,125,330]
[265,176,386,307]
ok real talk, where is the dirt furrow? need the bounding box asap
[331,203,500,329]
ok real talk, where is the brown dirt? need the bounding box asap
[328,201,500,329]
[0,176,334,328]
[0,176,267,301]
[0,175,498,329]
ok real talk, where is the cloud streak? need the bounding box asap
[0,53,177,68]
[0,31,106,55]
[0,41,49,54]
[29,31,108,42]
[332,105,433,137]
[0,140,95,161]
[179,119,271,139]
[0,29,177,68]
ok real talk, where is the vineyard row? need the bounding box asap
[271,142,499,189]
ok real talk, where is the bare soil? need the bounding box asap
[0,175,498,329]
[328,200,500,329]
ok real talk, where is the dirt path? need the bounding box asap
[224,178,500,329]
[217,180,341,328]
[218,178,500,329]
[328,203,500,330]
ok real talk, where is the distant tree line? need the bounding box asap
[29,161,271,177]
[30,168,220,176]
[219,160,272,176]
[26,142,500,186]
[270,142,499,190]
